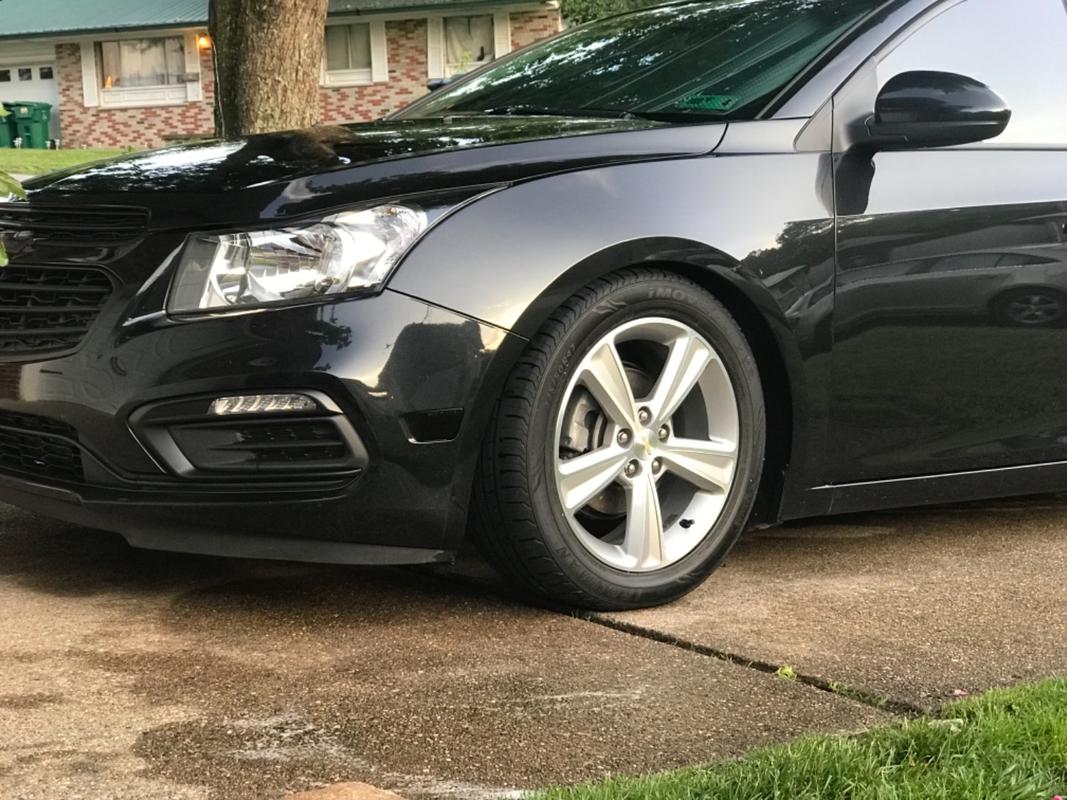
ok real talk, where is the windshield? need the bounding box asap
[402,0,884,122]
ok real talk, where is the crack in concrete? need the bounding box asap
[583,614,927,718]
[426,566,926,718]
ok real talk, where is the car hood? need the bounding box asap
[22,117,726,229]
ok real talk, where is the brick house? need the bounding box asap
[0,0,563,149]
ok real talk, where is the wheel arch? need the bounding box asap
[647,258,795,526]
[455,237,803,534]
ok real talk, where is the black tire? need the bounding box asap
[471,268,766,611]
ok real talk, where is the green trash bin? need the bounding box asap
[0,104,14,148]
[9,101,52,149]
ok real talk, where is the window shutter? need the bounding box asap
[184,31,203,101]
[80,42,99,107]
[427,17,445,80]
[493,11,512,57]
[370,20,389,82]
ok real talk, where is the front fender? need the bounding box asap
[391,153,837,519]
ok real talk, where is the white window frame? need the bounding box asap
[80,30,203,109]
[427,11,511,80]
[322,19,389,87]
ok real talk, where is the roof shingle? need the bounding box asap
[0,0,540,40]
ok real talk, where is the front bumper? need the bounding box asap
[0,287,522,564]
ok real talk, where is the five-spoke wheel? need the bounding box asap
[472,269,765,610]
[554,318,739,572]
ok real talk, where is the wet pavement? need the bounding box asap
[1,495,1064,799]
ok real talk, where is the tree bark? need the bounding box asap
[210,0,330,137]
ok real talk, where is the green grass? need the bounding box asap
[536,680,1067,800]
[0,148,131,176]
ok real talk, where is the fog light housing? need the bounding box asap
[209,393,318,417]
[130,390,368,479]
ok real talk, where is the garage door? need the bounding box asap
[0,59,61,140]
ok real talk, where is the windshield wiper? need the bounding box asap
[486,106,715,123]
[441,105,636,119]
[578,108,720,123]
[431,105,706,123]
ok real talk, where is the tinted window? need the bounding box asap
[406,0,883,121]
[877,0,1067,146]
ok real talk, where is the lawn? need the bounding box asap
[537,679,1067,800]
[0,148,130,176]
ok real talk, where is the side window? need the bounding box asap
[875,0,1067,147]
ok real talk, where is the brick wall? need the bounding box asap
[318,19,428,125]
[510,9,563,50]
[56,42,215,150]
[56,7,563,148]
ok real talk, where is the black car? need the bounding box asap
[2,0,1066,610]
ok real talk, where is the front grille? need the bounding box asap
[0,265,114,356]
[0,411,83,483]
[0,203,149,247]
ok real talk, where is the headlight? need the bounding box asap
[167,204,428,314]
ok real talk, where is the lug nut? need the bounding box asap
[652,458,663,474]
[617,429,632,446]
[638,407,652,425]
[658,425,670,442]
[624,460,640,478]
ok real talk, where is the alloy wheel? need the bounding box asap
[1005,293,1064,325]
[553,317,740,572]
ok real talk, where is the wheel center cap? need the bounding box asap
[636,429,656,459]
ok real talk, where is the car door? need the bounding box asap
[829,0,1067,483]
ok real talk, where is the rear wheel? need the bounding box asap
[992,288,1067,327]
[472,269,766,610]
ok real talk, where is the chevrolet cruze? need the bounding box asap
[2,0,1065,610]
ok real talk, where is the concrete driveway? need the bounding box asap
[0,496,1064,799]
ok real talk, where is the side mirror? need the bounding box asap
[865,71,1011,150]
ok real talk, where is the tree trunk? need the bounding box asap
[210,0,330,137]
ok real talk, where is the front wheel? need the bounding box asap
[471,269,766,610]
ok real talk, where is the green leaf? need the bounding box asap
[562,0,658,24]
[775,665,798,681]
[0,170,26,268]
[0,171,25,201]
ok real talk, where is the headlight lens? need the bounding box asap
[168,204,428,314]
